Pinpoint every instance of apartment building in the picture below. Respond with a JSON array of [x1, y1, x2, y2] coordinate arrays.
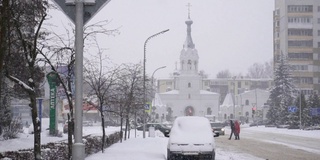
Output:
[[274, 0, 320, 95]]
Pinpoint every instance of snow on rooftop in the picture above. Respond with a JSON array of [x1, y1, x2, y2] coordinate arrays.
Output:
[[200, 90, 219, 94], [221, 93, 234, 107], [161, 90, 179, 94]]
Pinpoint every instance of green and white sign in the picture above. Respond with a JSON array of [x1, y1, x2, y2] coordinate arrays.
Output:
[[46, 72, 59, 135]]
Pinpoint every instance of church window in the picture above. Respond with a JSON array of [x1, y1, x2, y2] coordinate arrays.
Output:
[[188, 60, 192, 70], [207, 108, 212, 115], [188, 82, 191, 88], [181, 60, 184, 70]]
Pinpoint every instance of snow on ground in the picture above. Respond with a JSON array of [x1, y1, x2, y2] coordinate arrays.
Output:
[[1, 119, 320, 160], [241, 124, 320, 139], [0, 118, 119, 152], [86, 129, 264, 160]]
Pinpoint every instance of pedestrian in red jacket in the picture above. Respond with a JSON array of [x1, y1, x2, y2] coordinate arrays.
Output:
[[234, 120, 240, 140]]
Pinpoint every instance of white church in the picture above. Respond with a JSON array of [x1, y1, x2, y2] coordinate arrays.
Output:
[[153, 15, 220, 122]]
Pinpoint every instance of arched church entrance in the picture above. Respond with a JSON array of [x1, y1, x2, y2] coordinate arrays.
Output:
[[184, 106, 194, 116]]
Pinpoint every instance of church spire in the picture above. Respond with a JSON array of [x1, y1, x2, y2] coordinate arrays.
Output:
[[183, 3, 195, 49]]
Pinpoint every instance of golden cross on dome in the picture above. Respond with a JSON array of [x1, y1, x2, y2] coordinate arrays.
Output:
[[186, 3, 192, 18]]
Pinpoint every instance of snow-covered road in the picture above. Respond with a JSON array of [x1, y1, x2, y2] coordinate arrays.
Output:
[[219, 125, 320, 160]]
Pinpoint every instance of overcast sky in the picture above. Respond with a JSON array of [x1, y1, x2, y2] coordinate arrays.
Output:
[[49, 0, 274, 79]]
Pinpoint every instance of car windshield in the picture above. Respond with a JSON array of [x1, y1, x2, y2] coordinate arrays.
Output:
[[211, 122, 224, 127]]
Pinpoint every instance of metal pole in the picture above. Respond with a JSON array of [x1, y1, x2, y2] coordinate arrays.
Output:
[[150, 66, 166, 122], [72, 0, 85, 159], [143, 29, 169, 138]]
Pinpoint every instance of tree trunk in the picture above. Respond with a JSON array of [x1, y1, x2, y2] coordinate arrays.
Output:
[[120, 113, 123, 142], [67, 114, 73, 160], [100, 108, 106, 153], [30, 95, 41, 159]]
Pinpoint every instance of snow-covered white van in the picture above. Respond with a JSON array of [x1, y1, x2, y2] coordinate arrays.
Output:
[[167, 116, 218, 160]]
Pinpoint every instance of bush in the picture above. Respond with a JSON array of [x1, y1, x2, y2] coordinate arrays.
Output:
[[1, 118, 23, 140], [0, 131, 121, 159]]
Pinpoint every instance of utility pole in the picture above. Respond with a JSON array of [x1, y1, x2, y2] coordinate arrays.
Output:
[[52, 0, 111, 159], [143, 29, 169, 138]]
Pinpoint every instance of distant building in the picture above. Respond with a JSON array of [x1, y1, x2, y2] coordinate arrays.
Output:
[[274, 0, 320, 95], [220, 89, 270, 122], [158, 77, 273, 106]]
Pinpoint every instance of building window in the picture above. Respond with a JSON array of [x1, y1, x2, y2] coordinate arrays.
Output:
[[292, 65, 308, 71], [318, 6, 320, 12], [318, 30, 320, 36], [288, 17, 312, 24], [288, 5, 312, 13], [275, 9, 280, 15], [245, 100, 249, 105], [288, 40, 313, 47], [188, 60, 192, 70], [238, 82, 241, 88], [188, 82, 191, 88], [188, 94, 191, 99], [295, 77, 313, 84], [318, 42, 320, 48], [288, 29, 312, 36], [318, 18, 320, 24], [288, 53, 313, 60]]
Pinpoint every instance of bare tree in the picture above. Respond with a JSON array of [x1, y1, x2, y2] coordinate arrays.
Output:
[[36, 12, 119, 157], [246, 60, 273, 79], [247, 63, 265, 79], [264, 59, 273, 78], [4, 1, 48, 159], [216, 69, 231, 79], [115, 63, 145, 141], [84, 44, 119, 152]]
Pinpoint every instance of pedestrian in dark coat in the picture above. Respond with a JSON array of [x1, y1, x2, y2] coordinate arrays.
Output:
[[228, 120, 235, 140], [234, 120, 240, 140]]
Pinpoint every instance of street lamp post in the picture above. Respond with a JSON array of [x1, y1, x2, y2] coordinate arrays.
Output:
[[151, 66, 166, 91], [151, 66, 166, 122], [143, 29, 169, 138]]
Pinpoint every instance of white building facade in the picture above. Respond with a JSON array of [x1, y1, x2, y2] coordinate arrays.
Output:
[[219, 89, 270, 122]]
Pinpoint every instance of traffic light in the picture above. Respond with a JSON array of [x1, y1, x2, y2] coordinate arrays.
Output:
[[252, 107, 256, 114]]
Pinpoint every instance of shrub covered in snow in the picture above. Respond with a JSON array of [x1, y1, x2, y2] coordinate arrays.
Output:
[[0, 132, 121, 159], [1, 118, 23, 140]]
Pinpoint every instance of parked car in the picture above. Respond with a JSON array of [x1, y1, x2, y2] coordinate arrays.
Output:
[[249, 120, 268, 127], [137, 123, 171, 137], [167, 116, 219, 160], [210, 122, 225, 135], [83, 120, 93, 126]]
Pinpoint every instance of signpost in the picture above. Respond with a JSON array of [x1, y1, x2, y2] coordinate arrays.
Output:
[[53, 0, 111, 25], [288, 106, 297, 113], [46, 72, 59, 135], [52, 1, 111, 159], [310, 108, 320, 116]]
